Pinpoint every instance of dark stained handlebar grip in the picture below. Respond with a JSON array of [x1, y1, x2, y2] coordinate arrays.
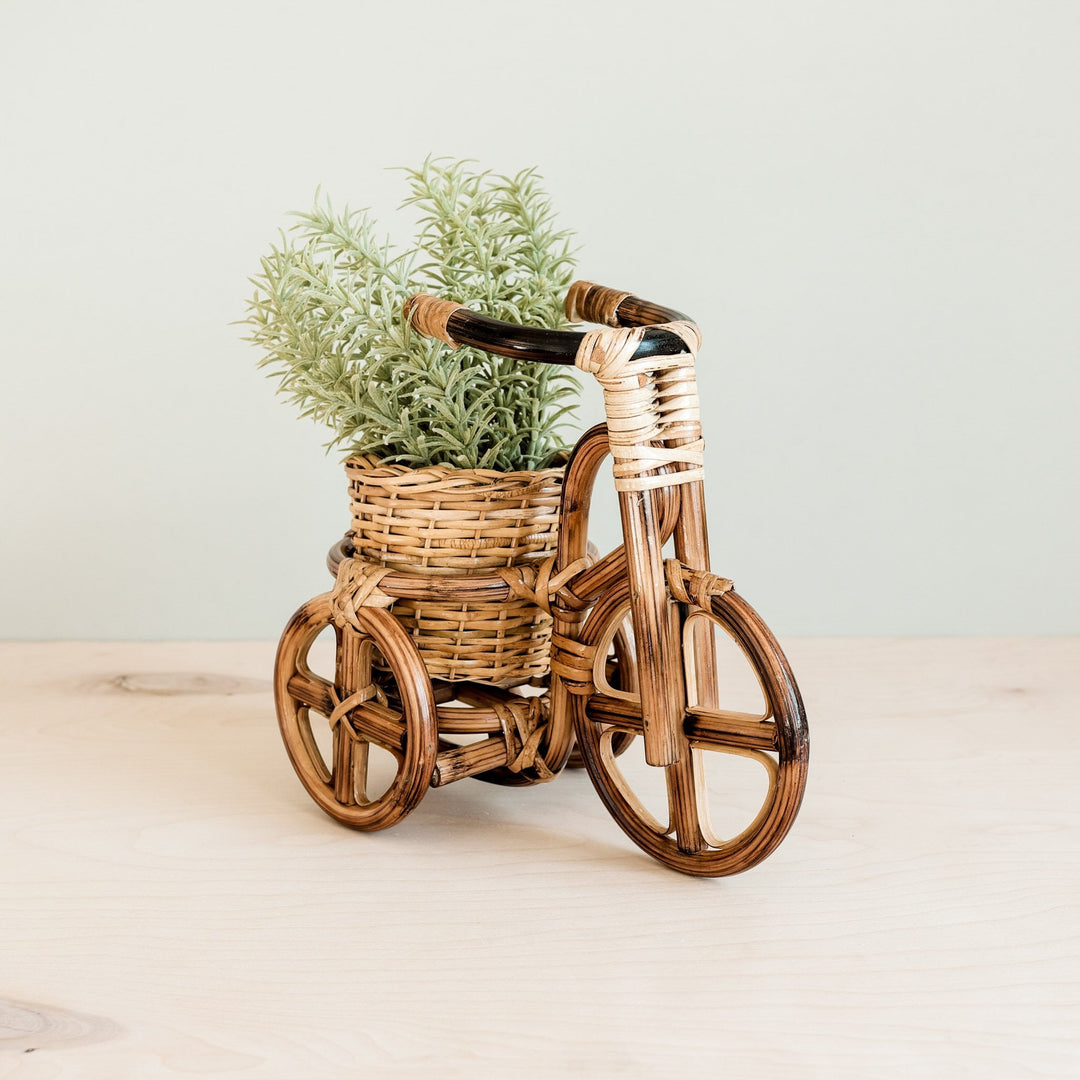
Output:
[[402, 286, 691, 364]]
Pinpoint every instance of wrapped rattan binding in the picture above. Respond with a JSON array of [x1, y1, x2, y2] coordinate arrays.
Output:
[[344, 457, 564, 686]]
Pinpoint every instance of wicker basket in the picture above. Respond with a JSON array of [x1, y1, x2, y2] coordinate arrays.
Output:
[[344, 456, 564, 686]]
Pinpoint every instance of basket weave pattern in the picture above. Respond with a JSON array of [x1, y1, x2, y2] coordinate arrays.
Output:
[[344, 457, 564, 685]]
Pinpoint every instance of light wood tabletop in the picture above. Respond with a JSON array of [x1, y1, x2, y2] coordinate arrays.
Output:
[[1, 638, 1077, 1078]]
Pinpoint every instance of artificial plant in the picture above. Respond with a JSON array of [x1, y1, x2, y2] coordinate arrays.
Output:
[[243, 158, 580, 472]]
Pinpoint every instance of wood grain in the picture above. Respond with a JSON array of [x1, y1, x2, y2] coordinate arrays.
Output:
[[1, 638, 1077, 1077]]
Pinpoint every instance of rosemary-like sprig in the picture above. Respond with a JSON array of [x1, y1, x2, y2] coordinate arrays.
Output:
[[242, 158, 580, 471]]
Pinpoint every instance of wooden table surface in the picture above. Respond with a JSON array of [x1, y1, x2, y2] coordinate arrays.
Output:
[[1, 638, 1077, 1078]]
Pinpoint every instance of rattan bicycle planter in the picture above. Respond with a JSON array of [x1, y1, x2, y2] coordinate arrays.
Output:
[[274, 281, 809, 876]]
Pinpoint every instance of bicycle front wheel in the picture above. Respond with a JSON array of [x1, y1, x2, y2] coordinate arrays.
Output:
[[572, 576, 809, 876]]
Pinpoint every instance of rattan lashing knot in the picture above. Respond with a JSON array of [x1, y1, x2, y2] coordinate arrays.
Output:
[[494, 554, 590, 617], [565, 280, 632, 326], [327, 684, 380, 734], [574, 321, 705, 494], [573, 320, 701, 383], [494, 695, 554, 781], [549, 633, 598, 696], [403, 294, 464, 348], [330, 556, 395, 630], [665, 560, 734, 609]]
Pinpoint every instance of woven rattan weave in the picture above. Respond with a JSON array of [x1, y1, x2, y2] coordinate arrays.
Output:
[[341, 458, 563, 686]]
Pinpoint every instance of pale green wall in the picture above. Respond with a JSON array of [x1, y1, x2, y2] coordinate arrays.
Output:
[[2, 0, 1077, 638]]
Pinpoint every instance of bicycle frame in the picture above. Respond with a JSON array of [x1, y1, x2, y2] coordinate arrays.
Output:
[[276, 281, 808, 876], [406, 282, 717, 768]]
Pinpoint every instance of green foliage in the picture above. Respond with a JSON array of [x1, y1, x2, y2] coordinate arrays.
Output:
[[242, 159, 580, 471]]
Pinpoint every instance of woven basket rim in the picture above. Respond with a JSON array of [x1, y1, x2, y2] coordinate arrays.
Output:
[[344, 455, 564, 488]]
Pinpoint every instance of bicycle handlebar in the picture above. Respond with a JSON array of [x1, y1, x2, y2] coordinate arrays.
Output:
[[403, 281, 692, 365]]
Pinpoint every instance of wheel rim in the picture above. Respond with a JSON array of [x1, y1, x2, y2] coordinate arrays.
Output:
[[274, 595, 438, 830], [573, 580, 809, 876]]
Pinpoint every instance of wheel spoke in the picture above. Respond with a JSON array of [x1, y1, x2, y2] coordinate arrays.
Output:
[[347, 700, 407, 753], [686, 707, 778, 752], [351, 738, 370, 804], [331, 721, 360, 806], [585, 694, 644, 734], [586, 695, 778, 753], [665, 749, 710, 854], [288, 672, 336, 715]]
